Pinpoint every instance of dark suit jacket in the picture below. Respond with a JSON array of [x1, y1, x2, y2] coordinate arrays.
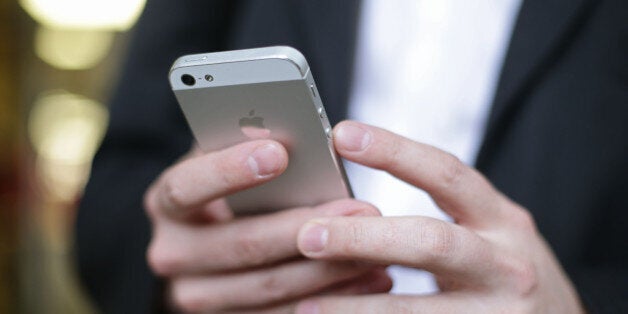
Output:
[[76, 0, 628, 313]]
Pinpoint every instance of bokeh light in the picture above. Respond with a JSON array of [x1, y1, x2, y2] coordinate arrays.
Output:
[[19, 0, 146, 31], [34, 26, 114, 70], [28, 91, 109, 201], [1, 1, 145, 312]]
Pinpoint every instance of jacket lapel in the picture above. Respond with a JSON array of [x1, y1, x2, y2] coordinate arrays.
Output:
[[475, 0, 597, 169]]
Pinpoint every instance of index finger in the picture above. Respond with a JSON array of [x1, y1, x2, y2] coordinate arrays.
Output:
[[145, 140, 288, 220], [297, 216, 496, 286], [333, 120, 510, 227], [148, 199, 381, 276]]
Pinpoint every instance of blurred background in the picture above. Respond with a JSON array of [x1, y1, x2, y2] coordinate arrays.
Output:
[[1, 0, 146, 312]]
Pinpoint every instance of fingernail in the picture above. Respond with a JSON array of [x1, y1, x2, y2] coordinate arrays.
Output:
[[335, 123, 371, 152], [247, 144, 283, 178], [300, 223, 328, 253], [296, 300, 319, 314]]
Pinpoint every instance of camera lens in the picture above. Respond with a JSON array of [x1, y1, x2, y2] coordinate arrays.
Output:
[[181, 74, 195, 86]]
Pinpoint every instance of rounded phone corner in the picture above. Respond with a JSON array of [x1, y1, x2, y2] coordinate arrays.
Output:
[[267, 46, 309, 77]]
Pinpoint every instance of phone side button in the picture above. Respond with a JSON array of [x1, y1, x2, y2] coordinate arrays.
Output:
[[325, 127, 332, 139]]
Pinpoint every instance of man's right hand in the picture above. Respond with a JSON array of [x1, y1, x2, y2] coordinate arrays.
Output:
[[143, 140, 391, 313]]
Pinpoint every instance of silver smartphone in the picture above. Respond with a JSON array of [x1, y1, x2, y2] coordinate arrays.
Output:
[[169, 46, 352, 214]]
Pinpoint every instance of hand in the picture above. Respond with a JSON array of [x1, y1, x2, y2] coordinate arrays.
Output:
[[295, 121, 584, 313], [143, 140, 392, 313]]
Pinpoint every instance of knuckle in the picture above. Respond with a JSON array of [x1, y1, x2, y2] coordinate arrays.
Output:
[[510, 206, 537, 233], [162, 175, 189, 211], [258, 273, 290, 302], [147, 241, 184, 276], [419, 220, 457, 259], [170, 281, 209, 313], [355, 201, 382, 217], [344, 199, 382, 217], [342, 220, 370, 254], [439, 153, 466, 189], [143, 188, 159, 219], [504, 257, 539, 297], [212, 159, 240, 187], [232, 231, 268, 266]]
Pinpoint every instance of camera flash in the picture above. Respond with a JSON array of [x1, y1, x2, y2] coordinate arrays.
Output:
[[205, 74, 214, 82]]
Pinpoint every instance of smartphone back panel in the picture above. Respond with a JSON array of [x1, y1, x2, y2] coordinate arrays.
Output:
[[170, 47, 351, 213]]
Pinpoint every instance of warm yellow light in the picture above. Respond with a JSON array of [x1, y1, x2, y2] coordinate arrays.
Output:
[[19, 0, 146, 31], [28, 91, 109, 164], [35, 26, 114, 70], [36, 156, 93, 202], [28, 91, 109, 201]]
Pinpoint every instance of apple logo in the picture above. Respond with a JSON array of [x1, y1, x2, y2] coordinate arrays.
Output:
[[239, 110, 271, 139]]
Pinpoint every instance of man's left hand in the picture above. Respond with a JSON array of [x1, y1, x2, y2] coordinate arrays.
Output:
[[295, 121, 584, 314]]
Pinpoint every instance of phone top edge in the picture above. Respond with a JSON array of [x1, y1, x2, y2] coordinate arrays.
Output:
[[170, 46, 309, 76], [169, 47, 310, 90]]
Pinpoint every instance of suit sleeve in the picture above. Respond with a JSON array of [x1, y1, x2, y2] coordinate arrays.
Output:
[[74, 1, 241, 312]]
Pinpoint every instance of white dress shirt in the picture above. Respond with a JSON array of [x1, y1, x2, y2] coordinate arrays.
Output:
[[346, 0, 522, 294]]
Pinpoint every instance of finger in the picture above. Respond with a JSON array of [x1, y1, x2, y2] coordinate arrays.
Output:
[[295, 293, 490, 314], [319, 267, 393, 296], [220, 304, 295, 314], [172, 266, 391, 314], [148, 199, 381, 276], [200, 198, 234, 223], [177, 198, 235, 224], [174, 300, 298, 314], [298, 216, 496, 285], [333, 120, 510, 227], [170, 260, 375, 313], [145, 140, 288, 220]]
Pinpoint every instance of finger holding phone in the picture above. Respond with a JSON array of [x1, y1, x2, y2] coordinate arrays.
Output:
[[143, 144, 390, 312], [295, 121, 584, 314], [143, 48, 392, 313]]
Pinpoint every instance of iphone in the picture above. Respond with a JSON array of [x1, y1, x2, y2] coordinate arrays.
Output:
[[169, 46, 352, 214]]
